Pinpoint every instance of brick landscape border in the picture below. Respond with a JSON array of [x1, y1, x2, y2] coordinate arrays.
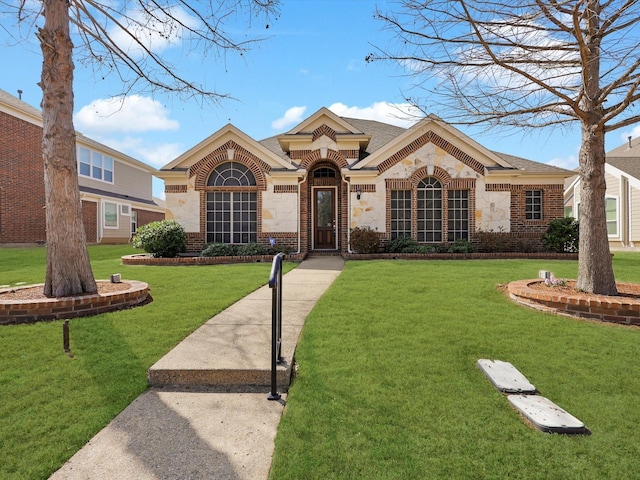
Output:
[[508, 279, 640, 326], [0, 280, 149, 325], [121, 253, 306, 266]]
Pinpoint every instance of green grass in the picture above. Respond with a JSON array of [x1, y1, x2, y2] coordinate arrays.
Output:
[[271, 257, 640, 479], [0, 245, 293, 480]]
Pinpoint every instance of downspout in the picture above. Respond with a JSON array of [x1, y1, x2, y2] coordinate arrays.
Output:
[[294, 172, 306, 254], [344, 173, 354, 253]]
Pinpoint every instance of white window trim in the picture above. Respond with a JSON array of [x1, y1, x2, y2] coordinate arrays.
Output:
[[606, 195, 620, 238], [103, 201, 119, 229], [78, 146, 115, 184], [120, 204, 131, 216]]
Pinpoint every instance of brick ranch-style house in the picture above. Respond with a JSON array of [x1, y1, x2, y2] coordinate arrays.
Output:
[[158, 107, 572, 254], [0, 88, 165, 245]]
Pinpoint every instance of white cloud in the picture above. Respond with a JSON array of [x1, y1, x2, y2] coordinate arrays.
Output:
[[547, 153, 578, 171], [328, 102, 422, 128], [271, 106, 307, 130], [108, 5, 199, 57], [619, 125, 640, 146], [98, 136, 182, 168], [74, 95, 180, 135]]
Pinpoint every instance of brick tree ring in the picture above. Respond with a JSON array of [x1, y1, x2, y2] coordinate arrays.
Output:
[[507, 279, 640, 327], [0, 280, 149, 325]]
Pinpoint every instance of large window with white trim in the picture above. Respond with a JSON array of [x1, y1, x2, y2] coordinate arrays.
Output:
[[417, 177, 443, 242], [606, 196, 618, 236], [104, 202, 118, 228], [78, 146, 114, 183], [205, 162, 257, 244]]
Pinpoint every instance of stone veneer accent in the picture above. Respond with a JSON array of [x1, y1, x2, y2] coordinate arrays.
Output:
[[508, 279, 640, 326], [0, 280, 149, 325], [377, 131, 486, 175]]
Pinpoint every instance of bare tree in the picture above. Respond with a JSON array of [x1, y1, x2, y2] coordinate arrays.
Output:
[[3, 0, 278, 297], [369, 0, 640, 295]]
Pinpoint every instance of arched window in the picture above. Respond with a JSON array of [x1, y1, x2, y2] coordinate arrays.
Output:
[[417, 177, 442, 242], [207, 161, 256, 187], [313, 167, 336, 178], [206, 162, 257, 244]]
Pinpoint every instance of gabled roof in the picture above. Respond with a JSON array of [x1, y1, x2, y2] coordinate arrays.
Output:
[[276, 107, 372, 153], [350, 114, 514, 171], [160, 123, 297, 172], [284, 107, 364, 135]]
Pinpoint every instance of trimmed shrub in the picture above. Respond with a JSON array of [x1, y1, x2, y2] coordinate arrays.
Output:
[[385, 235, 420, 253], [269, 244, 293, 255], [350, 227, 380, 254], [132, 219, 187, 258], [447, 239, 477, 254], [200, 243, 239, 257], [542, 217, 579, 253], [237, 242, 268, 256]]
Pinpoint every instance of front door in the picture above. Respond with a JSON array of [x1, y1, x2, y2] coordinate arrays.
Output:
[[314, 188, 336, 249]]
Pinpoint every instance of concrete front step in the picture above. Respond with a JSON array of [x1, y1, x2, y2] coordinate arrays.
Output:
[[147, 366, 292, 391], [147, 256, 345, 392]]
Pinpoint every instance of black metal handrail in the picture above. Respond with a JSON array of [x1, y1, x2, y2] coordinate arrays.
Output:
[[268, 252, 285, 400]]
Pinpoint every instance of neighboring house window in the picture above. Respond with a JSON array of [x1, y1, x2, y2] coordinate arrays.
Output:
[[565, 206, 573, 218], [206, 162, 257, 244], [417, 177, 443, 242], [78, 146, 114, 183], [448, 190, 469, 241], [606, 196, 618, 236], [391, 190, 412, 240], [131, 211, 138, 234], [104, 202, 118, 228], [525, 190, 543, 220], [120, 204, 130, 216]]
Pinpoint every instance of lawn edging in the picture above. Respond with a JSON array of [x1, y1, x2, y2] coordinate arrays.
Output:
[[0, 280, 149, 325], [122, 252, 306, 266], [508, 279, 640, 326]]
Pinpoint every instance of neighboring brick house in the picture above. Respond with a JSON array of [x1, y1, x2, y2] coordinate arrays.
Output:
[[565, 136, 640, 248], [158, 107, 572, 254], [0, 88, 165, 245]]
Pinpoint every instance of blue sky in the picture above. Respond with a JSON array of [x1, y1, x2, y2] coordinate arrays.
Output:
[[2, 0, 639, 199]]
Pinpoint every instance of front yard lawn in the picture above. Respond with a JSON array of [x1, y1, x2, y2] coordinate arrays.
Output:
[[0, 245, 292, 480], [271, 255, 640, 479]]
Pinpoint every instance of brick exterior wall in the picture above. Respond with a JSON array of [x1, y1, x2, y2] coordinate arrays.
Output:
[[0, 111, 47, 243], [1, 110, 163, 245], [82, 201, 98, 243], [134, 208, 165, 230]]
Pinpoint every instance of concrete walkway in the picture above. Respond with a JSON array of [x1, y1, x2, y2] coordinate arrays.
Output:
[[49, 256, 345, 480]]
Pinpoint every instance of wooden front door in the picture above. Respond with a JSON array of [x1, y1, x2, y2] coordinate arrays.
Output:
[[314, 188, 336, 249]]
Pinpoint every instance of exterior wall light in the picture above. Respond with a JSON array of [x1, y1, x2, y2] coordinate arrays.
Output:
[[356, 187, 362, 200]]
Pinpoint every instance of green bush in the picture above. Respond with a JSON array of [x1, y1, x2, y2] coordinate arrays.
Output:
[[385, 236, 420, 253], [350, 227, 380, 254], [132, 219, 187, 258], [542, 217, 579, 253], [237, 243, 268, 256], [269, 244, 293, 255], [447, 239, 477, 254], [200, 243, 238, 257]]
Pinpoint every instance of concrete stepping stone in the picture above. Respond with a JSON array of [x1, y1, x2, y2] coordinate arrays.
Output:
[[477, 359, 537, 394], [507, 394, 590, 435]]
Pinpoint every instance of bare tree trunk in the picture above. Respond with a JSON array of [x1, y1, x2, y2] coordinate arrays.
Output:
[[576, 122, 617, 295], [39, 0, 97, 298]]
